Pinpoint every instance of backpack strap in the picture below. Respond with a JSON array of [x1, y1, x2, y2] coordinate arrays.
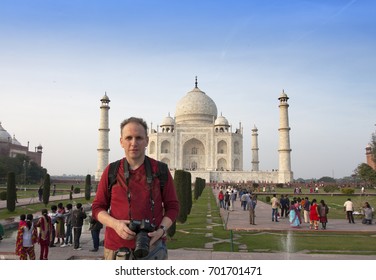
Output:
[[156, 160, 168, 194], [107, 159, 121, 206], [107, 157, 169, 206]]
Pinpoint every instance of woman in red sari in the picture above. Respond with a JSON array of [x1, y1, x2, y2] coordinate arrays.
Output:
[[309, 199, 320, 230], [35, 209, 53, 260]]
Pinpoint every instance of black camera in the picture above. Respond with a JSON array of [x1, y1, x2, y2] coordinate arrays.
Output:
[[128, 219, 156, 258]]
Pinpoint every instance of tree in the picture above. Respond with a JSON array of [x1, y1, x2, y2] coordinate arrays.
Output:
[[0, 154, 45, 184], [85, 174, 91, 200], [355, 163, 376, 185], [174, 170, 190, 223], [42, 173, 51, 206], [318, 176, 336, 183], [6, 172, 16, 212], [371, 133, 376, 164], [194, 177, 206, 200], [184, 171, 192, 215]]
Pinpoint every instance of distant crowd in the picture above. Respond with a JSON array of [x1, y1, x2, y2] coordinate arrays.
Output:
[[13, 201, 102, 260]]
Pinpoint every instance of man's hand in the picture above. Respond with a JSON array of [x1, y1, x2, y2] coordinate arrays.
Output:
[[113, 219, 136, 240], [148, 228, 165, 246]]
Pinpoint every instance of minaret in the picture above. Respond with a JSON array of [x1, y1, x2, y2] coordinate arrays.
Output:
[[95, 93, 111, 181], [251, 125, 259, 171], [278, 90, 293, 183]]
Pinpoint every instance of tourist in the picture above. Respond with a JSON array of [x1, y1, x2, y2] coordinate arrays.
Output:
[[303, 197, 311, 223], [224, 191, 230, 210], [218, 190, 224, 208], [249, 194, 257, 225], [49, 205, 58, 247], [343, 198, 355, 224], [89, 215, 103, 252], [15, 214, 38, 260], [318, 200, 329, 229], [71, 203, 87, 250], [271, 194, 280, 222], [362, 202, 373, 225], [230, 190, 236, 211], [55, 202, 66, 245], [91, 117, 179, 260], [35, 208, 53, 260], [38, 185, 43, 202], [60, 203, 73, 247], [241, 191, 249, 210], [309, 199, 320, 230], [289, 200, 301, 228]]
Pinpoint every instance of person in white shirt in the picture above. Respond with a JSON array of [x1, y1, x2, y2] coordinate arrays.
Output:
[[343, 198, 355, 224]]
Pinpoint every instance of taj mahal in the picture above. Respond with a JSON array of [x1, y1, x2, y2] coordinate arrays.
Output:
[[95, 78, 293, 184]]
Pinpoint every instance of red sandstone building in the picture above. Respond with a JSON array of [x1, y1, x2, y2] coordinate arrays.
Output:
[[366, 144, 376, 171], [0, 122, 42, 166]]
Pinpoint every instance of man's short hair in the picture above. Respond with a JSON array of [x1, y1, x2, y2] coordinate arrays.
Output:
[[120, 117, 148, 136]]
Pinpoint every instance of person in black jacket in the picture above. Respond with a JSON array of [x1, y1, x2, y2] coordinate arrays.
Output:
[[89, 215, 103, 252], [71, 203, 87, 250]]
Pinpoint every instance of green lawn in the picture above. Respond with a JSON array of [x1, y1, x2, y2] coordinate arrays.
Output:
[[167, 187, 376, 255]]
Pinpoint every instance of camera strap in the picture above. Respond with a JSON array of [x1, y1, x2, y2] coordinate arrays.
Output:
[[123, 157, 156, 225]]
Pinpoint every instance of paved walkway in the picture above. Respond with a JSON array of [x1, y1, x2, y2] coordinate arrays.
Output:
[[1, 190, 376, 260]]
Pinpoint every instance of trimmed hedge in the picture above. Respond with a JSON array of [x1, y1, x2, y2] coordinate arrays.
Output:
[[174, 170, 192, 224], [85, 174, 91, 200], [7, 172, 16, 212], [42, 173, 51, 206]]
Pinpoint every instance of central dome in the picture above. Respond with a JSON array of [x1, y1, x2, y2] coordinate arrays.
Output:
[[175, 85, 218, 124]]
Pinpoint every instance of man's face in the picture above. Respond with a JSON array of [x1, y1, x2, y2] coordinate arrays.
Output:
[[120, 122, 149, 162]]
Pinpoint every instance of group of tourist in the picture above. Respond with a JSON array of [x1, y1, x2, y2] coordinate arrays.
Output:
[[13, 202, 102, 260], [270, 195, 335, 229], [217, 187, 375, 231], [271, 195, 374, 229], [217, 187, 258, 225]]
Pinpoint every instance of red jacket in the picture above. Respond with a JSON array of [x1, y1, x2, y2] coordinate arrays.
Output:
[[92, 157, 179, 251], [218, 191, 224, 201]]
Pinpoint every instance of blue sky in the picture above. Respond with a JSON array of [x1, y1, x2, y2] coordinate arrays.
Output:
[[1, 0, 375, 179]]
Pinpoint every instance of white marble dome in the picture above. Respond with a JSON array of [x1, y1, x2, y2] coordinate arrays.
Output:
[[0, 122, 12, 142], [175, 85, 218, 124], [161, 114, 175, 126], [214, 114, 229, 126]]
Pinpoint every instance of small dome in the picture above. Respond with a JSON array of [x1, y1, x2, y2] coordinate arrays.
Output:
[[0, 122, 12, 142], [175, 83, 217, 124], [101, 93, 110, 102], [214, 114, 229, 126], [161, 114, 175, 126], [279, 90, 289, 100]]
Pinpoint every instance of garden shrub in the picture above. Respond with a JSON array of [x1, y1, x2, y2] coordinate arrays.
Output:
[[323, 185, 338, 193], [341, 188, 355, 195], [0, 191, 7, 200]]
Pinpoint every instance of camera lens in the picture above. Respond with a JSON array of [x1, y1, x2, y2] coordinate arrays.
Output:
[[133, 231, 150, 258]]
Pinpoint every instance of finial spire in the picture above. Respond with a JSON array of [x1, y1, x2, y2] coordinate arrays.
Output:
[[195, 76, 198, 88]]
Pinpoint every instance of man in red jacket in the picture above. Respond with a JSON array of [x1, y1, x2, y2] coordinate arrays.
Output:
[[92, 117, 179, 260]]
